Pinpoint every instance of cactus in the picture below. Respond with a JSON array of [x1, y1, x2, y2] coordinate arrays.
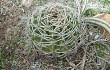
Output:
[[28, 3, 80, 54]]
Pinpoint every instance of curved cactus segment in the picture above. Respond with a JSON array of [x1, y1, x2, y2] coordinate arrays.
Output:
[[83, 17, 110, 33]]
